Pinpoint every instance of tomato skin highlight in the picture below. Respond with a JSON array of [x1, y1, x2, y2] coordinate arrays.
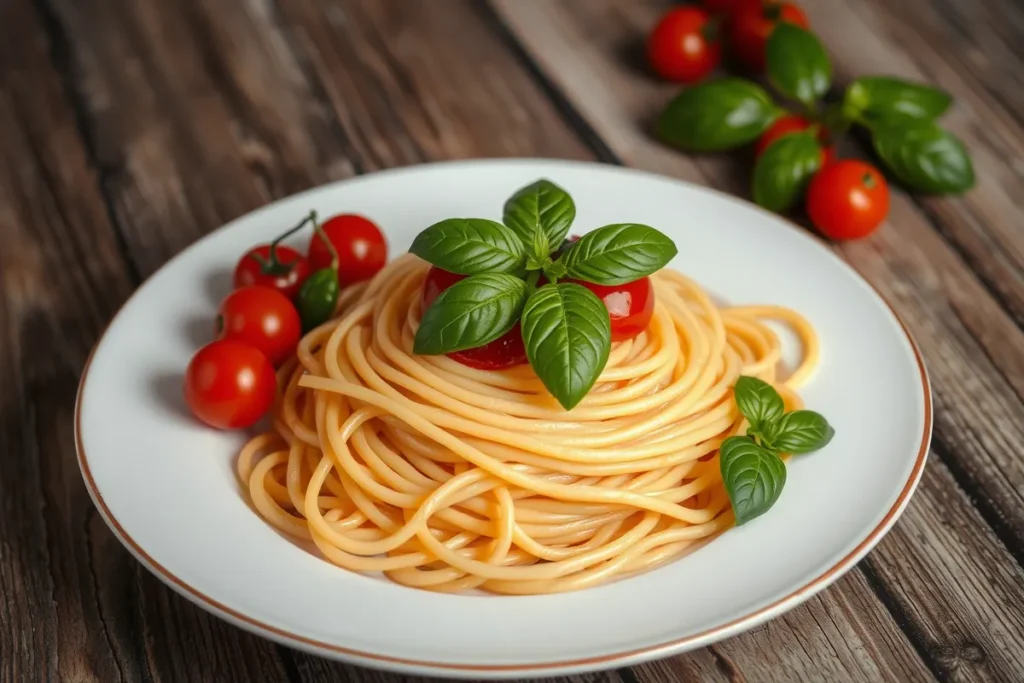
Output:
[[234, 245, 311, 300], [566, 277, 656, 343], [308, 214, 387, 287], [420, 266, 528, 371], [754, 114, 834, 165], [647, 7, 722, 83], [183, 340, 277, 430], [806, 160, 890, 241], [216, 285, 301, 366], [728, 0, 810, 71]]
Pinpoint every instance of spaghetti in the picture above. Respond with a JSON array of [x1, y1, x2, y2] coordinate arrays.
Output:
[[237, 254, 819, 594]]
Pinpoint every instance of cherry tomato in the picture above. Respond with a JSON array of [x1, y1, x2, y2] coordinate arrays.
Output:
[[420, 266, 527, 371], [566, 277, 656, 343], [647, 7, 721, 83], [216, 286, 302, 366], [183, 340, 277, 429], [308, 214, 388, 287], [234, 244, 310, 300], [806, 160, 890, 241], [728, 0, 810, 71], [754, 114, 834, 165]]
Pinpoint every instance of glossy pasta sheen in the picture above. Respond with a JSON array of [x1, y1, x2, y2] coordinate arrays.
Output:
[[237, 255, 819, 594]]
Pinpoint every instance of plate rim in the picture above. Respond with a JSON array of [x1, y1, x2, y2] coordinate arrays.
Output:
[[73, 158, 933, 677]]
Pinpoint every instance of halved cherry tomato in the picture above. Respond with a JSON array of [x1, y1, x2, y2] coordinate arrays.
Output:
[[728, 0, 809, 71], [647, 7, 722, 83], [183, 339, 277, 429], [806, 160, 889, 241], [308, 214, 388, 287], [420, 266, 528, 371], [234, 244, 310, 300], [754, 114, 835, 165], [217, 286, 301, 366], [566, 277, 656, 343]]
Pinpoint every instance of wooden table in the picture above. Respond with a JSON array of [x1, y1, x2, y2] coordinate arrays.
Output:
[[2, 0, 1023, 681]]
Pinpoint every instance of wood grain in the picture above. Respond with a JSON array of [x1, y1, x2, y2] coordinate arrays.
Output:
[[490, 1, 1024, 681]]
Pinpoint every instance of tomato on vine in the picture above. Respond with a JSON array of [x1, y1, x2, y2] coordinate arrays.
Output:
[[216, 286, 301, 366], [806, 160, 889, 241], [728, 0, 809, 71], [647, 7, 722, 84], [183, 339, 277, 430], [234, 244, 310, 300], [308, 214, 388, 287]]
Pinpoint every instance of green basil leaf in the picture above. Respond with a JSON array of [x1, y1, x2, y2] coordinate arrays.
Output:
[[297, 268, 341, 333], [413, 274, 529, 355], [771, 410, 835, 454], [658, 78, 780, 152], [733, 376, 785, 431], [872, 122, 975, 193], [845, 76, 952, 125], [766, 24, 831, 106], [521, 283, 611, 410], [751, 132, 823, 213], [503, 179, 576, 255], [561, 224, 678, 285], [409, 218, 525, 275], [719, 436, 787, 526]]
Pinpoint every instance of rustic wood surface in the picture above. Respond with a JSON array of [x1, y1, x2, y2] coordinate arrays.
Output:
[[2, 0, 1022, 681]]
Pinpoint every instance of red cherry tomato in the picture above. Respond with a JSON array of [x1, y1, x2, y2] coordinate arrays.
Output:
[[216, 286, 302, 366], [308, 214, 388, 287], [647, 7, 722, 83], [183, 340, 277, 429], [421, 266, 528, 371], [234, 245, 310, 300], [806, 160, 890, 241], [754, 114, 834, 165], [566, 277, 656, 343], [728, 0, 809, 71]]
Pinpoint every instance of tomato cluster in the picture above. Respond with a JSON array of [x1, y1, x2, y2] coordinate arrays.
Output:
[[421, 235, 656, 371], [184, 213, 387, 430]]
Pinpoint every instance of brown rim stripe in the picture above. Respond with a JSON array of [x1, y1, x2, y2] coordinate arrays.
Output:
[[74, 275, 932, 676]]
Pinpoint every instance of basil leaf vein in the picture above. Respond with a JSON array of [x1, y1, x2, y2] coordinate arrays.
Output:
[[503, 179, 576, 255], [719, 436, 787, 525], [413, 274, 529, 355], [771, 410, 835, 454], [521, 283, 611, 410], [562, 223, 678, 285], [733, 376, 785, 431], [410, 218, 526, 275]]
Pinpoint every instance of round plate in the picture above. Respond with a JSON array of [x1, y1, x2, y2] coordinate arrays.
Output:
[[76, 159, 931, 679]]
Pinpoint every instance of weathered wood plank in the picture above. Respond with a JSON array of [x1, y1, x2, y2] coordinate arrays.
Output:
[[490, 0, 1024, 681]]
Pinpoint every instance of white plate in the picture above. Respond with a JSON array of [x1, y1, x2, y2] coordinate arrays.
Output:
[[76, 159, 931, 679]]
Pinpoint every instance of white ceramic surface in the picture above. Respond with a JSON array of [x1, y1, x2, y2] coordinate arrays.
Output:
[[75, 159, 931, 679]]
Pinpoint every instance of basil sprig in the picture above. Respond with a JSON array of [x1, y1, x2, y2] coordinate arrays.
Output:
[[721, 376, 834, 525], [411, 179, 677, 410]]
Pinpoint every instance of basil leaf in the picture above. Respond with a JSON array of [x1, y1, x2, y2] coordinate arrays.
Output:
[[561, 224, 678, 285], [771, 410, 835, 454], [503, 179, 576, 256], [766, 24, 831, 106], [413, 274, 529, 355], [872, 122, 975, 194], [410, 218, 526, 275], [845, 76, 952, 125], [733, 376, 785, 431], [719, 436, 787, 526], [751, 132, 823, 213], [658, 78, 780, 152], [521, 283, 611, 410]]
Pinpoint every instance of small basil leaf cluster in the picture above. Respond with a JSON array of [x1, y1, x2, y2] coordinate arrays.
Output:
[[409, 179, 678, 411], [720, 376, 834, 526], [658, 23, 973, 211]]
